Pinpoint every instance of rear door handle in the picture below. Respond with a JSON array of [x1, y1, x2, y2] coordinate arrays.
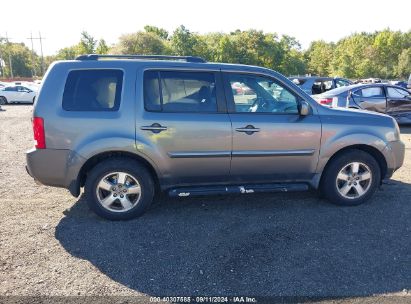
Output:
[[235, 125, 260, 135], [140, 123, 167, 133]]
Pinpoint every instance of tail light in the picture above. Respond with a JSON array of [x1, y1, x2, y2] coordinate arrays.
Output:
[[32, 117, 46, 149], [318, 98, 333, 105]]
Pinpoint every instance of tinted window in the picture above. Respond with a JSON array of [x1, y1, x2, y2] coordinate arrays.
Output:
[[290, 78, 307, 86], [63, 69, 123, 111], [17, 86, 30, 92], [387, 87, 410, 98], [227, 74, 298, 114], [4, 86, 17, 91], [144, 71, 217, 113], [312, 79, 333, 94]]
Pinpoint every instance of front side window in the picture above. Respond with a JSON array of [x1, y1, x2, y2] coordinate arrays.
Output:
[[227, 74, 298, 114], [63, 69, 123, 111], [387, 87, 410, 98], [144, 71, 217, 113]]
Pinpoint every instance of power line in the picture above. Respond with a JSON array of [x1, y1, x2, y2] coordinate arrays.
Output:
[[28, 32, 45, 75], [27, 33, 37, 77]]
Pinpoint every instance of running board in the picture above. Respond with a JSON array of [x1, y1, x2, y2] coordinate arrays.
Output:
[[168, 183, 309, 197]]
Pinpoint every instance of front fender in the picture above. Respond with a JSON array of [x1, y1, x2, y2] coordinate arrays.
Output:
[[316, 132, 388, 173]]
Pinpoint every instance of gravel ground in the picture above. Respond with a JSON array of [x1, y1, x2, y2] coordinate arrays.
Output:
[[0, 105, 410, 303]]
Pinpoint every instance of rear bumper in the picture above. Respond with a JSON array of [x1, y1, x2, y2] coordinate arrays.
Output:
[[26, 148, 85, 197], [382, 140, 405, 178]]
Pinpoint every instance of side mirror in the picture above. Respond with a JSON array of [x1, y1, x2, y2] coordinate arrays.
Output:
[[299, 101, 310, 116]]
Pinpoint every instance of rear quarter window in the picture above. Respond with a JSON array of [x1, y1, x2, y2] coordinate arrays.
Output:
[[62, 69, 123, 111]]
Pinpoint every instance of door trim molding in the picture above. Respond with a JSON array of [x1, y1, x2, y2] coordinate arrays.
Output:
[[232, 149, 315, 157], [168, 151, 231, 158]]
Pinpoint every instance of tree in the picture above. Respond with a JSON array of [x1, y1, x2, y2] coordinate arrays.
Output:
[[78, 31, 97, 54], [112, 32, 168, 55], [305, 41, 334, 76], [144, 25, 169, 40], [397, 48, 411, 79], [170, 25, 199, 56], [372, 30, 406, 78], [96, 39, 109, 54], [56, 45, 78, 60], [0, 42, 37, 77]]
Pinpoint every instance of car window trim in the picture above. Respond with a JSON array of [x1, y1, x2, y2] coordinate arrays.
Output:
[[353, 85, 386, 100], [142, 69, 226, 114], [221, 71, 302, 115], [386, 86, 410, 99], [62, 68, 125, 112]]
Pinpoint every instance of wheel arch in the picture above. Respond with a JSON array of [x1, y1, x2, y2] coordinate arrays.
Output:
[[76, 151, 161, 196], [319, 144, 387, 188]]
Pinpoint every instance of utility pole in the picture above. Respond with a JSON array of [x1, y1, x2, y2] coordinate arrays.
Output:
[[29, 32, 45, 75], [38, 32, 45, 75], [27, 33, 36, 77], [0, 39, 4, 77]]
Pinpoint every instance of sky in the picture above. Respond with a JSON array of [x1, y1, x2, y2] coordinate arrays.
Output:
[[1, 0, 410, 56]]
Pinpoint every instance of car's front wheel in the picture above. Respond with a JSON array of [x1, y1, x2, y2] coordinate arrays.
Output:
[[321, 149, 381, 206], [85, 158, 155, 220]]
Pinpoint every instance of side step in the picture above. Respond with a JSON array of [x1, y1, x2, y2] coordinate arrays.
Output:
[[168, 183, 309, 197]]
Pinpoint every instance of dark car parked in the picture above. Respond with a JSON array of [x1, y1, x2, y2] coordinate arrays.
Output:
[[289, 76, 352, 95], [313, 83, 411, 124]]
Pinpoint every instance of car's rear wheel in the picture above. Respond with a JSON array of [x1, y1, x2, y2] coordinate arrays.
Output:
[[85, 158, 155, 220], [0, 96, 8, 105], [321, 149, 380, 206]]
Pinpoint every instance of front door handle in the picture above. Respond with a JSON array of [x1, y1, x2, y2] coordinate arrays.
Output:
[[140, 123, 167, 133], [235, 125, 260, 135]]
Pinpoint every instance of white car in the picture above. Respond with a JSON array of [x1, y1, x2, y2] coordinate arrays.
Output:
[[0, 85, 37, 104]]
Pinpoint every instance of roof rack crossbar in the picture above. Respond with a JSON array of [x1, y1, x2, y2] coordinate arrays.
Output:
[[76, 54, 206, 63]]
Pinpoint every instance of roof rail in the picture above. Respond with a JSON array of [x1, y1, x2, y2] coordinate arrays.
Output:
[[75, 54, 206, 63]]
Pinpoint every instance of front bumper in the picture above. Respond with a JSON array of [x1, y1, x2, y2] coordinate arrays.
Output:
[[382, 140, 405, 178]]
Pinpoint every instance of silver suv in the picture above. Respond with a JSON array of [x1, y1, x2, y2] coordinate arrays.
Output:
[[26, 55, 405, 220]]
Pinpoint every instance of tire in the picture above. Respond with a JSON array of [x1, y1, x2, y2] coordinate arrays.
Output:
[[0, 96, 8, 105], [320, 149, 380, 206], [84, 158, 155, 220]]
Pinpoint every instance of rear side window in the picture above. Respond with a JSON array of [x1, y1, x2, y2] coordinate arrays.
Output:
[[356, 87, 384, 98], [63, 69, 123, 111], [144, 70, 217, 113]]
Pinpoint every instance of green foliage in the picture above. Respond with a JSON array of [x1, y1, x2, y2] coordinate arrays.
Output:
[[112, 32, 168, 55], [397, 48, 411, 78], [144, 25, 169, 40], [96, 39, 109, 54], [78, 31, 97, 54], [305, 40, 334, 76], [2, 27, 411, 79], [56, 45, 78, 60], [0, 42, 38, 77]]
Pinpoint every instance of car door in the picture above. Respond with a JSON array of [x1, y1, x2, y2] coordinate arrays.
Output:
[[351, 86, 386, 113], [222, 71, 321, 182], [136, 69, 232, 186], [3, 86, 18, 101], [15, 86, 29, 102], [16, 86, 33, 102], [385, 86, 411, 118]]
